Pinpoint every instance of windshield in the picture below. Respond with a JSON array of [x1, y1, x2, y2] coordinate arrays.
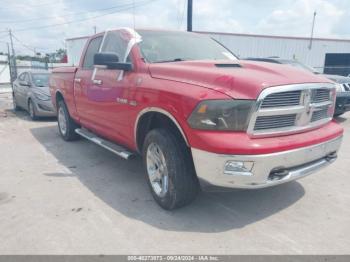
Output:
[[32, 73, 49, 87], [138, 31, 238, 63]]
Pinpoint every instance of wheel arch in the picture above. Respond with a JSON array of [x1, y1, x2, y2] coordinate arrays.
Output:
[[134, 107, 189, 153]]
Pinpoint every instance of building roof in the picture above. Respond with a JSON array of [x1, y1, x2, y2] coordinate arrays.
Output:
[[195, 31, 350, 43]]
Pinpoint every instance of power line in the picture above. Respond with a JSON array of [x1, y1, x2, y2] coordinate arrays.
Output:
[[178, 0, 187, 29], [0, 0, 156, 33], [11, 33, 36, 52], [0, 0, 77, 12], [0, 1, 138, 24]]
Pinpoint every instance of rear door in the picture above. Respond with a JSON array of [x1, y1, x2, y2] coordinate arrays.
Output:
[[74, 35, 103, 131]]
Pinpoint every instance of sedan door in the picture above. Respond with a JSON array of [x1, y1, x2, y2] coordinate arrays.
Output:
[[14, 72, 29, 108]]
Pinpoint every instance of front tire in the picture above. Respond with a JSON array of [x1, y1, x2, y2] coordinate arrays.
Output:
[[13, 94, 20, 111], [57, 100, 79, 141], [28, 99, 38, 120], [143, 128, 199, 210]]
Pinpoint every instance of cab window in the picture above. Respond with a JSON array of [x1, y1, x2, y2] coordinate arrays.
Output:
[[82, 36, 103, 69], [101, 31, 130, 62]]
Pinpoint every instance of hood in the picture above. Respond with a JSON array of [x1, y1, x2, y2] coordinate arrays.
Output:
[[149, 60, 332, 99], [32, 86, 51, 96], [322, 74, 350, 84]]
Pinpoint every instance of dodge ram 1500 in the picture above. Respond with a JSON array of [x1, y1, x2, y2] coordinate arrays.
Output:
[[50, 28, 343, 209]]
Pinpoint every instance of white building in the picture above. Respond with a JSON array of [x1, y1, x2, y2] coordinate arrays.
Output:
[[0, 55, 10, 84], [65, 31, 350, 75], [201, 31, 350, 75], [66, 36, 89, 66]]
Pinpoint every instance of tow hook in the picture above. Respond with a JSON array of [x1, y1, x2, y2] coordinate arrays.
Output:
[[326, 152, 337, 162]]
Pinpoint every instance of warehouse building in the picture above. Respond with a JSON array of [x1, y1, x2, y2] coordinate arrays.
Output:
[[66, 31, 350, 76], [201, 31, 350, 76]]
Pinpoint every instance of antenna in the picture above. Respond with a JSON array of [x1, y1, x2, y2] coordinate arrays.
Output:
[[308, 11, 317, 50]]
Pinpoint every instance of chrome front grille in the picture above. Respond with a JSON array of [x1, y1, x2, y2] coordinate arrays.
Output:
[[261, 91, 301, 108], [254, 114, 296, 130], [342, 83, 350, 91], [311, 89, 330, 103], [248, 83, 336, 137], [311, 107, 329, 122]]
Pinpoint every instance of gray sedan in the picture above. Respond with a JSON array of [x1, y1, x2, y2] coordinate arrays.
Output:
[[12, 71, 56, 120]]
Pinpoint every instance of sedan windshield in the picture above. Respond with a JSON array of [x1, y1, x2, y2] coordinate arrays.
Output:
[[32, 73, 49, 87], [138, 30, 238, 63], [281, 60, 317, 74]]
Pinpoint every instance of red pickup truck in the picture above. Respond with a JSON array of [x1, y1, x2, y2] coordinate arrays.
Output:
[[50, 28, 343, 209]]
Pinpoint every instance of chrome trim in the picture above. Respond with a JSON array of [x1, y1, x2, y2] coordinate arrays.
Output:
[[191, 136, 342, 189], [134, 107, 189, 152], [93, 79, 102, 85], [247, 83, 336, 138]]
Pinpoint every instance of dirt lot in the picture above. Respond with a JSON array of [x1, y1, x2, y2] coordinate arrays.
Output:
[[0, 90, 349, 255]]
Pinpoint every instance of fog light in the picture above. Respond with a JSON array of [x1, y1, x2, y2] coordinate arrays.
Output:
[[224, 161, 254, 175]]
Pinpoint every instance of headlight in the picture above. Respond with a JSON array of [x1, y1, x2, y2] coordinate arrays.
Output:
[[187, 99, 255, 131], [34, 92, 50, 101], [335, 83, 344, 92]]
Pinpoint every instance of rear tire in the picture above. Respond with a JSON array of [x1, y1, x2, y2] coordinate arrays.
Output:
[[142, 128, 199, 210], [28, 99, 38, 120], [57, 100, 80, 141], [13, 94, 20, 111]]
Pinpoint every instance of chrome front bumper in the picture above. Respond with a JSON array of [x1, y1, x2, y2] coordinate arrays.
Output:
[[191, 136, 342, 190], [33, 99, 56, 117]]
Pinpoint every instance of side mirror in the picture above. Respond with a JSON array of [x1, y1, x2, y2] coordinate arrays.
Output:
[[20, 80, 31, 87], [94, 52, 133, 71]]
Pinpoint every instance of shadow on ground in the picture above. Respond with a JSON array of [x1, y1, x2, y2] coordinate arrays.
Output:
[[6, 108, 57, 122], [31, 125, 305, 233]]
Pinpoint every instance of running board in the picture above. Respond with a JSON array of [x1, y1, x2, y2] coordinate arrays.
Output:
[[75, 128, 134, 160]]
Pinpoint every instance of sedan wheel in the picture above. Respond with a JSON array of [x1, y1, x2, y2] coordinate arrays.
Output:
[[28, 100, 37, 120], [13, 95, 19, 111]]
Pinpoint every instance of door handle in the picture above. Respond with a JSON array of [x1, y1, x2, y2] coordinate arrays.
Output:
[[93, 79, 103, 85], [74, 78, 81, 83]]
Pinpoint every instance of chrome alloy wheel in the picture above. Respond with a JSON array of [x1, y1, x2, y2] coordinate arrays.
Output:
[[146, 142, 169, 197], [58, 106, 67, 135]]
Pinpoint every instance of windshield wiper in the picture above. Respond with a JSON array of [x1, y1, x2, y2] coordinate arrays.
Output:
[[154, 58, 187, 63]]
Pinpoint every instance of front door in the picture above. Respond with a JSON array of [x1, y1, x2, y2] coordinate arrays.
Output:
[[88, 30, 137, 142]]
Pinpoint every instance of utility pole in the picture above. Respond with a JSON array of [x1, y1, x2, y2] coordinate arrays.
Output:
[[8, 29, 17, 80], [308, 11, 317, 50], [187, 0, 193, 32], [93, 26, 97, 34], [7, 43, 14, 90]]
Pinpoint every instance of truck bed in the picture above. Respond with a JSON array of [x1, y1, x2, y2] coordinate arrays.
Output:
[[49, 66, 78, 120]]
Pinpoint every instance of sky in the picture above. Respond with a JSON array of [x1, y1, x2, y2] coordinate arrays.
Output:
[[0, 0, 349, 55]]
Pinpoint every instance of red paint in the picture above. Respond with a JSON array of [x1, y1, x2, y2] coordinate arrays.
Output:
[[188, 121, 343, 155], [50, 29, 343, 155]]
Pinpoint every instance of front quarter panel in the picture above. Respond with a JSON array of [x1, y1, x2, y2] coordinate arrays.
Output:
[[126, 72, 231, 150]]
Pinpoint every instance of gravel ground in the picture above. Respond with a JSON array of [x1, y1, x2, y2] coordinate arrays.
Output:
[[0, 91, 349, 255]]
